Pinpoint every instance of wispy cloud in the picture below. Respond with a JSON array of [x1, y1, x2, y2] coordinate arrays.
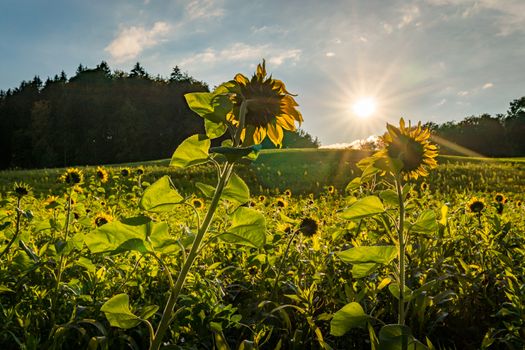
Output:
[[482, 82, 494, 89], [179, 43, 301, 68], [186, 0, 224, 20], [427, 0, 525, 35], [105, 22, 170, 63]]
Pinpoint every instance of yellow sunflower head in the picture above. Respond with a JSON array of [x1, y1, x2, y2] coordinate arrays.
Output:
[[327, 185, 335, 194], [258, 195, 266, 202], [276, 198, 288, 208], [284, 189, 292, 197], [94, 213, 114, 227], [494, 193, 505, 203], [192, 198, 204, 209], [230, 60, 303, 147], [60, 168, 84, 185], [120, 168, 131, 177], [467, 197, 485, 213], [377, 118, 438, 180], [136, 166, 145, 176], [96, 166, 109, 183]]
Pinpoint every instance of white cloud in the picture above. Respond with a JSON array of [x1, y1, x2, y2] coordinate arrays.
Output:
[[320, 136, 380, 150], [179, 43, 301, 68], [325, 52, 335, 57], [383, 23, 393, 34], [398, 5, 421, 28], [482, 82, 494, 89], [269, 49, 301, 66], [186, 0, 224, 20], [105, 22, 170, 63], [457, 90, 469, 96], [435, 98, 447, 106]]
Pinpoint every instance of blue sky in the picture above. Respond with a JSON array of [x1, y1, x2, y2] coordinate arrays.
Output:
[[1, 0, 524, 146]]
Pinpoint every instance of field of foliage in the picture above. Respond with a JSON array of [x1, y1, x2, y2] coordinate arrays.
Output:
[[0, 151, 524, 350], [1, 61, 525, 350]]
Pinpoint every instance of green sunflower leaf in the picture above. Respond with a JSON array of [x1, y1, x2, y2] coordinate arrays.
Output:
[[341, 196, 385, 220], [85, 216, 177, 255], [196, 173, 250, 204], [330, 302, 368, 336], [337, 246, 397, 265], [140, 176, 184, 212], [170, 134, 210, 168], [410, 210, 438, 235], [205, 119, 228, 139], [221, 207, 266, 248], [100, 294, 141, 329], [185, 92, 232, 123]]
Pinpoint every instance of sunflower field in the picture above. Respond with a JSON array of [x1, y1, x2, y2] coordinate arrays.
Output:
[[1, 62, 525, 350]]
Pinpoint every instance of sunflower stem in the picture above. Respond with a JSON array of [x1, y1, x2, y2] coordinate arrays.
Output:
[[395, 176, 408, 350], [149, 162, 234, 350]]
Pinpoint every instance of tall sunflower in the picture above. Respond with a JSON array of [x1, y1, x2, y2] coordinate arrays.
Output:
[[377, 118, 438, 180], [230, 60, 303, 147]]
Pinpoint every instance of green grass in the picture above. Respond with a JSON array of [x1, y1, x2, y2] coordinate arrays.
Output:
[[1, 148, 525, 197]]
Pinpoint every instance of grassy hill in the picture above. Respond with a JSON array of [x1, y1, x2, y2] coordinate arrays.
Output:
[[1, 148, 524, 197]]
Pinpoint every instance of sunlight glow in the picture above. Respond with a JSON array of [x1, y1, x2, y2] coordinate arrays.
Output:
[[352, 97, 377, 118]]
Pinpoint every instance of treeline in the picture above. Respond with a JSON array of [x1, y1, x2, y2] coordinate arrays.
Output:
[[0, 62, 318, 169], [425, 97, 525, 157]]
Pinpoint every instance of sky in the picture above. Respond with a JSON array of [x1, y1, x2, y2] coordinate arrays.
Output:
[[1, 0, 524, 146]]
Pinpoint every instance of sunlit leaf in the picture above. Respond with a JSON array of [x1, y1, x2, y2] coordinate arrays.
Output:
[[341, 196, 385, 220], [140, 176, 183, 212], [330, 302, 368, 336], [196, 173, 250, 204], [170, 134, 210, 168], [410, 210, 438, 235], [100, 294, 141, 329], [388, 283, 413, 301], [337, 245, 397, 265], [85, 216, 176, 255], [205, 118, 228, 139], [221, 207, 266, 248], [185, 92, 232, 123]]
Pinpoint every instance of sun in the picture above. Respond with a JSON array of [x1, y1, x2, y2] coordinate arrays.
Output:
[[352, 97, 377, 118]]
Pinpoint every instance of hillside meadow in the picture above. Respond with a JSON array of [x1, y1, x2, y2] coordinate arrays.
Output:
[[0, 149, 524, 349]]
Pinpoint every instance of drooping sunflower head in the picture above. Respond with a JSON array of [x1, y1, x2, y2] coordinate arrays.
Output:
[[230, 60, 303, 146], [494, 193, 505, 203], [378, 118, 438, 180], [96, 166, 109, 183], [13, 182, 31, 198], [94, 213, 114, 227], [60, 168, 83, 185], [467, 197, 485, 213], [299, 217, 319, 237]]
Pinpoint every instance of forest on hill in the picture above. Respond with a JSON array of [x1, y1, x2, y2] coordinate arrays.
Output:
[[0, 62, 319, 170], [1, 60, 523, 169], [427, 96, 525, 157]]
